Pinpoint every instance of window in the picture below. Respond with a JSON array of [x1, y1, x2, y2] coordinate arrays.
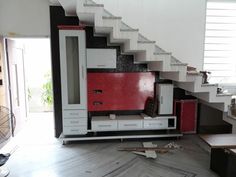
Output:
[[204, 0, 236, 84]]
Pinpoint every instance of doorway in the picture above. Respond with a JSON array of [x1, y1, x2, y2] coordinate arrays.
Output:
[[4, 38, 54, 141]]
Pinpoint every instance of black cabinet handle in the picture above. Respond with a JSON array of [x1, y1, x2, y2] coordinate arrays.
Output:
[[93, 101, 103, 105], [93, 89, 103, 94]]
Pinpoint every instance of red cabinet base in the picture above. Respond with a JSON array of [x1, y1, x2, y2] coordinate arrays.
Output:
[[174, 99, 198, 134]]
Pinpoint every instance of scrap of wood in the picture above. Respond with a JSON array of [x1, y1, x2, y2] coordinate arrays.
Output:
[[118, 142, 181, 159], [118, 147, 173, 151], [143, 142, 157, 158]]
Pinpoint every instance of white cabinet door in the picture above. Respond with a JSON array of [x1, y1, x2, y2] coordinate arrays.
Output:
[[86, 49, 116, 68], [156, 84, 173, 115], [59, 30, 87, 110]]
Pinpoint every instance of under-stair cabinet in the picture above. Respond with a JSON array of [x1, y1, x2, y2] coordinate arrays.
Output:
[[59, 29, 88, 135]]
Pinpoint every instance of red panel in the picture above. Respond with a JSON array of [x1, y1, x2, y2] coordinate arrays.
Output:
[[88, 72, 155, 111], [174, 100, 197, 133]]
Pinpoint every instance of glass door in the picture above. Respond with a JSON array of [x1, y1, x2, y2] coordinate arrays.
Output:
[[59, 30, 87, 110]]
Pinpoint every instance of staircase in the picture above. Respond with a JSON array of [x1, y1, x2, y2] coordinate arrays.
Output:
[[57, 0, 235, 132]]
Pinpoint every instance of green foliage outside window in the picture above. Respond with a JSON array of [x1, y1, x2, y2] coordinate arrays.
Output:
[[41, 72, 53, 107]]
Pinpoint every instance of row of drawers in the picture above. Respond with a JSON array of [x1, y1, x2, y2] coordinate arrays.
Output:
[[63, 110, 87, 135], [62, 111, 176, 134], [91, 116, 176, 131]]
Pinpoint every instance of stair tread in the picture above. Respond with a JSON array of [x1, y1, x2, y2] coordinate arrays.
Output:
[[102, 16, 122, 19], [171, 63, 188, 66], [187, 71, 201, 75], [120, 29, 139, 32], [201, 83, 218, 87], [138, 40, 155, 44], [84, 3, 104, 7], [154, 52, 171, 55], [217, 93, 233, 97]]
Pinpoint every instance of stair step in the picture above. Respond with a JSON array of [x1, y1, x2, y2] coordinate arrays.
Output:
[[154, 52, 171, 55], [216, 93, 233, 97], [187, 71, 201, 75], [84, 3, 104, 7], [138, 40, 155, 44], [171, 63, 188, 66], [102, 16, 122, 20], [120, 29, 139, 32], [201, 84, 218, 87]]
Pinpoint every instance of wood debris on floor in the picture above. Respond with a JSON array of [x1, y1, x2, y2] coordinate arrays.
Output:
[[118, 142, 182, 159]]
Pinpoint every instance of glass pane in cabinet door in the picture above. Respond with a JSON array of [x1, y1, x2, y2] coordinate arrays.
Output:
[[66, 36, 80, 104]]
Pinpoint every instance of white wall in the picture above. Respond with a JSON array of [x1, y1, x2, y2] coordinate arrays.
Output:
[[95, 0, 207, 70], [0, 0, 50, 37]]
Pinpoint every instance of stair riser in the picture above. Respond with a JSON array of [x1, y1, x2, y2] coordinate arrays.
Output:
[[77, 6, 104, 26], [176, 81, 218, 93], [193, 92, 231, 104], [148, 62, 165, 71], [102, 19, 121, 37], [160, 72, 187, 82], [171, 65, 187, 72], [154, 54, 171, 61], [147, 58, 172, 71], [120, 32, 139, 49], [178, 84, 217, 93]]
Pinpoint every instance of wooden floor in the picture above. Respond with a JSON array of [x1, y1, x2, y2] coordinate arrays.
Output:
[[3, 113, 219, 177]]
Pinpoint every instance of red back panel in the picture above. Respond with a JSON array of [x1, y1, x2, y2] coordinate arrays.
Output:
[[88, 72, 155, 111], [175, 100, 197, 133]]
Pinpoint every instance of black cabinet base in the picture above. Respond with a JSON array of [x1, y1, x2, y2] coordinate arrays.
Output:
[[211, 148, 236, 177]]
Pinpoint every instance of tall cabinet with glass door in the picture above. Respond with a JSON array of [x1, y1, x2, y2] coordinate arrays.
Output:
[[59, 29, 87, 135]]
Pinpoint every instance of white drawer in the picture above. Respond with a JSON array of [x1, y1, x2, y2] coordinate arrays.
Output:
[[63, 126, 87, 135], [63, 118, 87, 127], [118, 120, 143, 130], [63, 110, 87, 119], [92, 120, 117, 131], [143, 119, 168, 129]]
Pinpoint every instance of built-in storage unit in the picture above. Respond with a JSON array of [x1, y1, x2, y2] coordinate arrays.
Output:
[[91, 114, 176, 132], [59, 29, 88, 135], [86, 49, 116, 68], [58, 29, 181, 141], [156, 84, 174, 115]]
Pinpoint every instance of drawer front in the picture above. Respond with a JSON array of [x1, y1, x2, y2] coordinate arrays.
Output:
[[63, 126, 87, 135], [63, 118, 87, 127], [118, 120, 143, 130], [63, 110, 87, 119], [92, 120, 117, 131], [143, 119, 168, 129]]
